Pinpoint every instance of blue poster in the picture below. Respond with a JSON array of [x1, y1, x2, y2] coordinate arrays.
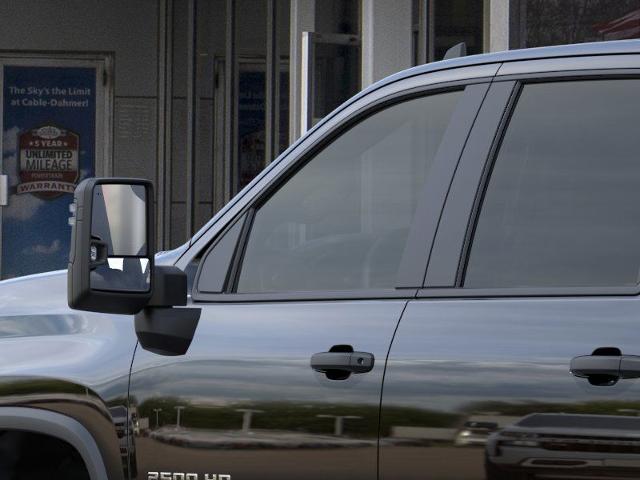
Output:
[[2, 65, 96, 279], [237, 70, 289, 190]]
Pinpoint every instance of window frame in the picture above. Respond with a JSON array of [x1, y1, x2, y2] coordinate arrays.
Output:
[[189, 71, 497, 303], [420, 60, 640, 299]]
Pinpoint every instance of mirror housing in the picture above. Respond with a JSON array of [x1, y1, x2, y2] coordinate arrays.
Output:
[[68, 177, 154, 314], [68, 177, 201, 356]]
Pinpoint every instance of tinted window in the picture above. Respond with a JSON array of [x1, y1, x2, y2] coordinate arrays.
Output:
[[237, 91, 463, 293], [197, 214, 245, 293], [465, 80, 640, 288]]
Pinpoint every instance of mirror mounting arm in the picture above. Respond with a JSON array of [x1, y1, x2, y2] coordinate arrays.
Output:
[[135, 265, 202, 356], [134, 307, 201, 356], [146, 266, 188, 307]]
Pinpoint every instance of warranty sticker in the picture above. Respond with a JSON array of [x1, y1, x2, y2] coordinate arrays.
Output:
[[17, 124, 79, 199]]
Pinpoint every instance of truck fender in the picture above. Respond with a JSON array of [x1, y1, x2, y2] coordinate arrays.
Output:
[[0, 406, 108, 480]]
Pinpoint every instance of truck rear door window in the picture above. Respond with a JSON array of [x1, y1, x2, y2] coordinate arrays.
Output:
[[464, 79, 640, 288]]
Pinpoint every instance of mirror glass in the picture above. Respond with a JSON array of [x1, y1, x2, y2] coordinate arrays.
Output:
[[90, 183, 150, 292], [91, 184, 147, 256]]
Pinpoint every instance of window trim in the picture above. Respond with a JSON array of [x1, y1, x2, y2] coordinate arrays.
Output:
[[423, 80, 518, 288], [192, 211, 250, 296], [416, 285, 640, 299], [191, 78, 494, 302], [425, 68, 640, 297], [194, 288, 419, 303]]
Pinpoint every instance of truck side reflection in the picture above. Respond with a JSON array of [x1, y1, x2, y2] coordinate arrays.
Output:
[[486, 413, 640, 479]]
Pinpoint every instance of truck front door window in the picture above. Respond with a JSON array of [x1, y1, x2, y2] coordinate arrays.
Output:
[[235, 91, 463, 293]]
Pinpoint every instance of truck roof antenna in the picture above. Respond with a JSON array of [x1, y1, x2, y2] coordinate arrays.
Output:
[[443, 42, 467, 60]]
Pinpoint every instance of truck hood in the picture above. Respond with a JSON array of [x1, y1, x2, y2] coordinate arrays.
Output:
[[0, 244, 187, 384], [0, 243, 186, 336], [0, 269, 137, 385], [0, 269, 69, 321]]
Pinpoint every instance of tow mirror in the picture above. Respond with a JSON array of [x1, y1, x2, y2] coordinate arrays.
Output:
[[68, 178, 154, 314], [68, 177, 201, 356]]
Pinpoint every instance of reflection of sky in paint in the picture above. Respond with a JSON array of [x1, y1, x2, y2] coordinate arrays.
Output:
[[127, 297, 640, 417], [4, 270, 640, 433], [0, 271, 136, 400], [130, 301, 406, 406], [383, 298, 640, 412], [2, 66, 96, 279]]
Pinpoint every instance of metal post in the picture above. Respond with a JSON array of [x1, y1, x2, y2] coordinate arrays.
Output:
[[265, 0, 281, 165], [224, 0, 238, 201], [416, 0, 428, 65], [174, 406, 186, 429], [299, 31, 314, 134], [157, 0, 173, 249], [427, 0, 435, 62], [316, 414, 363, 436], [185, 0, 198, 237], [289, 0, 315, 143], [236, 409, 264, 433], [153, 408, 163, 428]]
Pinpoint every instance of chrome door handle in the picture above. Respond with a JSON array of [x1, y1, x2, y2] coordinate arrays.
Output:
[[570, 347, 640, 386], [570, 355, 621, 378]]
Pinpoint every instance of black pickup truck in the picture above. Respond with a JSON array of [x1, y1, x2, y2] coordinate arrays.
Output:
[[2, 40, 640, 480]]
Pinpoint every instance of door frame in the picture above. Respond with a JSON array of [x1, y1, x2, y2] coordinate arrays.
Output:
[[0, 51, 114, 275], [185, 65, 501, 303]]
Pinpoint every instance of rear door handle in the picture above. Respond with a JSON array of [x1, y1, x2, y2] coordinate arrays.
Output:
[[570, 355, 621, 378], [310, 351, 374, 374], [570, 347, 640, 385]]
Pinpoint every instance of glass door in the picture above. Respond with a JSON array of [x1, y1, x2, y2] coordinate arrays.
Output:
[[0, 55, 111, 279], [301, 32, 361, 133]]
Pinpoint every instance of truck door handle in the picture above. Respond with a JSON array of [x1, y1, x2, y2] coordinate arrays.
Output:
[[310, 351, 374, 374], [570, 347, 640, 386]]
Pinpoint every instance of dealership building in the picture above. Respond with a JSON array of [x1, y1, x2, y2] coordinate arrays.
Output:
[[0, 0, 638, 278]]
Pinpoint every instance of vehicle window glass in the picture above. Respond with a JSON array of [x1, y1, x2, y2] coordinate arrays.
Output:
[[237, 91, 463, 293], [197, 214, 245, 293], [465, 79, 640, 288]]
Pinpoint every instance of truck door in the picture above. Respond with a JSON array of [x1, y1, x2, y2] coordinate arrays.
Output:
[[129, 73, 490, 480], [380, 66, 640, 479]]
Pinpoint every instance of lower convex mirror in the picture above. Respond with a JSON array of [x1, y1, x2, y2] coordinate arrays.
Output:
[[68, 178, 155, 314], [91, 257, 150, 292]]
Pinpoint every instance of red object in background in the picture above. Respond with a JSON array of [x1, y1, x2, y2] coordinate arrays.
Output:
[[594, 9, 640, 40]]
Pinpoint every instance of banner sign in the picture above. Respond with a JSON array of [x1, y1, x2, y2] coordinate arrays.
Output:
[[2, 64, 97, 278]]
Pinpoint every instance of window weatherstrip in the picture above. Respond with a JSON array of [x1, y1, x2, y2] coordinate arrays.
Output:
[[227, 208, 255, 293], [192, 211, 251, 298]]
